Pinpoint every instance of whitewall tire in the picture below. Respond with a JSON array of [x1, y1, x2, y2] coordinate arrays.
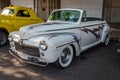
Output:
[[53, 45, 74, 68]]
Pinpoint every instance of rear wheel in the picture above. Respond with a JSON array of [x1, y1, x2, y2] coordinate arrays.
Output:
[[53, 45, 74, 68], [102, 33, 110, 46], [0, 31, 8, 46]]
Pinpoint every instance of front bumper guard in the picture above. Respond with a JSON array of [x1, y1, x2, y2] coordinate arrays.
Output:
[[9, 49, 48, 67]]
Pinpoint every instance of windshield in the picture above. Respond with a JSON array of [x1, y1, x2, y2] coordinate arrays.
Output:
[[1, 8, 15, 16], [49, 10, 80, 22]]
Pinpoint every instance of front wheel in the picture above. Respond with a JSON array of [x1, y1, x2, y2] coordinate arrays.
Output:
[[0, 31, 8, 47], [53, 45, 74, 68]]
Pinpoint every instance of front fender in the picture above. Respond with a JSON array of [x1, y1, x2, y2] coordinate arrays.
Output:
[[13, 33, 81, 63], [41, 33, 81, 62], [0, 22, 14, 33], [47, 33, 80, 50], [101, 24, 111, 43]]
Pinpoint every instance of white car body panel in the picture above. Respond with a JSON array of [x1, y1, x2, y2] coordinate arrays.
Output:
[[9, 8, 111, 66]]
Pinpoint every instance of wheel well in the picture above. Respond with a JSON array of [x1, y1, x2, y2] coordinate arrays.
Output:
[[0, 28, 9, 35], [70, 44, 76, 57]]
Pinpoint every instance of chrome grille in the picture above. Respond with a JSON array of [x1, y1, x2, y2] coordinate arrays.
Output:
[[14, 42, 40, 57]]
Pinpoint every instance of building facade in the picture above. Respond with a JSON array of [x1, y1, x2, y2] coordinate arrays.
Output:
[[103, 0, 120, 23], [0, 0, 10, 10], [2, 0, 120, 23]]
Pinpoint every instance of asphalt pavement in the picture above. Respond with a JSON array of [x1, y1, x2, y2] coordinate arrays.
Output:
[[0, 40, 120, 80]]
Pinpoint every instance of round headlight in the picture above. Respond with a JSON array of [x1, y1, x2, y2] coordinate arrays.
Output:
[[39, 41, 47, 51]]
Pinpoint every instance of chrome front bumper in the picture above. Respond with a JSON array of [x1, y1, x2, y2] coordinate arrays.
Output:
[[9, 49, 48, 66]]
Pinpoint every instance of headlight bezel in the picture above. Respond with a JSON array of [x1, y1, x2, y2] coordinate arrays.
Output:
[[39, 41, 48, 51]]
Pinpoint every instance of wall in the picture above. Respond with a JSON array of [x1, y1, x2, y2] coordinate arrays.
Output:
[[0, 0, 10, 10], [11, 0, 34, 9], [111, 8, 120, 23], [10, 0, 104, 19], [36, 0, 60, 20], [61, 0, 103, 18]]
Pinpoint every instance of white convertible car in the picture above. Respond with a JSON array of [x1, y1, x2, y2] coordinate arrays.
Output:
[[9, 8, 111, 68]]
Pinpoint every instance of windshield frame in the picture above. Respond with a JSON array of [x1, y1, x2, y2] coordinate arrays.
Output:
[[0, 8, 15, 16], [47, 9, 83, 24]]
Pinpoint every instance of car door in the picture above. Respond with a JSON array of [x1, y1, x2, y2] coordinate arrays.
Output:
[[13, 9, 33, 30], [80, 11, 102, 49], [80, 23, 102, 49]]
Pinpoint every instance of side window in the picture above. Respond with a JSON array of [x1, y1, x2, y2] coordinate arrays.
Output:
[[82, 11, 87, 22], [17, 10, 30, 17], [64, 12, 70, 21], [69, 11, 80, 22]]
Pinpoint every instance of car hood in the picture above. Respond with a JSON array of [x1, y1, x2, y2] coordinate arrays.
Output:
[[0, 15, 13, 19], [19, 22, 78, 39]]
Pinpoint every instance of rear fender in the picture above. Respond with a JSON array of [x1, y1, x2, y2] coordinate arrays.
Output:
[[0, 22, 14, 33], [101, 24, 111, 43], [0, 28, 9, 35]]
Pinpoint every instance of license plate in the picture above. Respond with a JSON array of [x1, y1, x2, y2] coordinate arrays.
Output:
[[28, 57, 39, 63]]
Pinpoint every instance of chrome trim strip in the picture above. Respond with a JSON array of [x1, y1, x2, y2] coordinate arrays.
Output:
[[20, 23, 105, 40], [56, 39, 81, 48], [36, 23, 105, 33]]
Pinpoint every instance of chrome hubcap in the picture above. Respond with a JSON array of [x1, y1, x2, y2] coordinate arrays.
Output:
[[61, 48, 71, 64]]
